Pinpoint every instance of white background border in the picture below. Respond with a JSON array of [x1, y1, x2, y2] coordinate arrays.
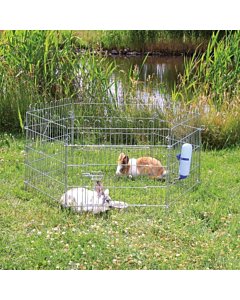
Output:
[[1, 0, 240, 29], [0, 1, 239, 298]]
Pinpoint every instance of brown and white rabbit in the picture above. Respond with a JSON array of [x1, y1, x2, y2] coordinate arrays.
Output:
[[116, 152, 166, 179]]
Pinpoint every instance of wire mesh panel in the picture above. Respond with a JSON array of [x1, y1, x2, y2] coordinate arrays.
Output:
[[166, 114, 201, 205], [24, 100, 73, 201], [25, 99, 201, 212]]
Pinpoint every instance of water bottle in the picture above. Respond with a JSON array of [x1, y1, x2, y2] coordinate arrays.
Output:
[[177, 143, 192, 179]]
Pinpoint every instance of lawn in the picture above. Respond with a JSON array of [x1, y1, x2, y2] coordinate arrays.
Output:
[[0, 134, 239, 270]]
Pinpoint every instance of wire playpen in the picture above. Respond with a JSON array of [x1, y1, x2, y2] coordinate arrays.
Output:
[[24, 99, 201, 212]]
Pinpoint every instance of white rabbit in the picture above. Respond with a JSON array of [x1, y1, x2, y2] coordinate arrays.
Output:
[[60, 181, 111, 213]]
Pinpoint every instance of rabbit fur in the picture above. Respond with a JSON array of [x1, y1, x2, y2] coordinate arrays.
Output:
[[60, 181, 111, 214], [60, 181, 128, 214], [116, 152, 166, 179]]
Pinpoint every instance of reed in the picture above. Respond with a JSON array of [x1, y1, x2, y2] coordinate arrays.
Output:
[[1, 30, 240, 149], [0, 30, 77, 130], [177, 31, 240, 107], [0, 31, 117, 131], [173, 31, 240, 149]]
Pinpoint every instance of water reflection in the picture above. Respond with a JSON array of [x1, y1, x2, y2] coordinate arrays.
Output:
[[106, 55, 185, 105], [108, 55, 184, 88]]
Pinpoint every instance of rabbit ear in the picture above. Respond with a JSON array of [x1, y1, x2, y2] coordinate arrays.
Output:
[[123, 155, 129, 164], [118, 153, 125, 162], [95, 181, 103, 195], [104, 189, 109, 197], [96, 181, 102, 186]]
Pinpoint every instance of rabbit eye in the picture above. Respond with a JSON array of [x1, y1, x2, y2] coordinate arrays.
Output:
[[120, 164, 127, 171], [102, 194, 109, 203]]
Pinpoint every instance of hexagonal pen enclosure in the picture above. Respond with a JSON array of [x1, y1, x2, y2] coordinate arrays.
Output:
[[25, 99, 201, 212]]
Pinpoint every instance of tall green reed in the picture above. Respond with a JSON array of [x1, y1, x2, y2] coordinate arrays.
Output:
[[172, 31, 240, 149], [0, 30, 78, 130], [176, 31, 240, 108], [0, 31, 118, 131]]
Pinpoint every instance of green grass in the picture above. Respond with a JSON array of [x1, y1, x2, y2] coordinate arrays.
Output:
[[0, 135, 239, 270]]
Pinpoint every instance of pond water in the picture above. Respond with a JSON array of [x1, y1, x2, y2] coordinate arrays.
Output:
[[106, 55, 186, 103]]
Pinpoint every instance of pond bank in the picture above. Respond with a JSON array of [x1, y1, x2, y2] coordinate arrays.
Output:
[[80, 44, 206, 57], [96, 49, 187, 57], [75, 30, 215, 56]]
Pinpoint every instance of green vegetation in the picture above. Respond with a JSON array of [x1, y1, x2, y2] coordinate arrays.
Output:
[[0, 31, 77, 131], [77, 30, 216, 54], [0, 31, 239, 270], [0, 30, 116, 132], [1, 30, 239, 150], [0, 136, 239, 269], [178, 31, 240, 106], [173, 31, 240, 149]]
